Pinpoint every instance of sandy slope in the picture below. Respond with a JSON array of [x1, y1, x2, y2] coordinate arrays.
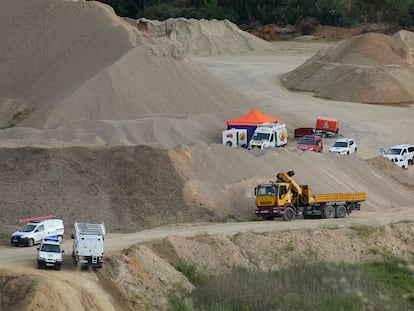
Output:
[[0, 0, 253, 147], [281, 31, 414, 104], [137, 17, 274, 56]]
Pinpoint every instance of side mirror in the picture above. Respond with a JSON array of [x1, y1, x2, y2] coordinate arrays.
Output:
[[62, 250, 65, 253], [71, 234, 74, 239], [379, 147, 385, 155], [254, 187, 257, 196]]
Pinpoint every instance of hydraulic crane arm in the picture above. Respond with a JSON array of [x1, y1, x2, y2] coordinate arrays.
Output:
[[276, 171, 303, 195]]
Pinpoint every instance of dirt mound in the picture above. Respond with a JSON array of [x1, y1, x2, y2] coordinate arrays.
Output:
[[101, 222, 414, 310], [136, 18, 274, 56], [2, 145, 413, 235], [0, 0, 252, 147], [0, 269, 123, 311], [175, 144, 414, 216], [0, 272, 38, 310], [281, 30, 414, 104], [0, 146, 214, 233]]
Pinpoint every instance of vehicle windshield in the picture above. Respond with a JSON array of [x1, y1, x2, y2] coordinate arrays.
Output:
[[257, 185, 277, 196], [40, 244, 61, 253], [333, 141, 347, 148], [298, 139, 315, 145], [252, 133, 270, 141], [19, 224, 36, 232], [385, 148, 401, 155]]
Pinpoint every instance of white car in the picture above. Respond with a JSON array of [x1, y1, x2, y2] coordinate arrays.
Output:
[[329, 138, 357, 155], [380, 144, 414, 169], [37, 238, 64, 270]]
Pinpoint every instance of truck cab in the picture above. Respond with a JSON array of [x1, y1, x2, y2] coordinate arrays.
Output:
[[248, 122, 287, 149], [254, 183, 292, 220]]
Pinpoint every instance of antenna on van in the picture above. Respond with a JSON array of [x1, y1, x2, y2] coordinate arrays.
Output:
[[18, 215, 57, 223]]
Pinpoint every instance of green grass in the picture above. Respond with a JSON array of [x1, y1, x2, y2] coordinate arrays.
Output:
[[320, 223, 339, 230], [173, 259, 206, 286], [0, 108, 30, 129], [361, 256, 414, 305], [168, 259, 412, 311], [349, 223, 377, 237], [284, 240, 295, 252]]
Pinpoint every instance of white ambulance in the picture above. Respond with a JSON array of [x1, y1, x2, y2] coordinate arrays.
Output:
[[248, 122, 288, 149]]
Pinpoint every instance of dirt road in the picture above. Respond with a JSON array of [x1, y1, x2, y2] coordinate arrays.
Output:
[[2, 208, 414, 269], [1, 208, 413, 310]]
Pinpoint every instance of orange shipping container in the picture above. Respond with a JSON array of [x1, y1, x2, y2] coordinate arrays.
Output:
[[315, 117, 339, 133]]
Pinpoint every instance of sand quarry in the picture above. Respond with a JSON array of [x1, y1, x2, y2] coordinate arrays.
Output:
[[0, 0, 414, 310]]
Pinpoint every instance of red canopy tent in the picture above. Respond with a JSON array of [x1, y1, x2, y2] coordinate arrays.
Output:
[[226, 109, 283, 126], [226, 109, 283, 141]]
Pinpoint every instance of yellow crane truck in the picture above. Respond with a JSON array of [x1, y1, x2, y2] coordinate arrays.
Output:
[[254, 171, 366, 221]]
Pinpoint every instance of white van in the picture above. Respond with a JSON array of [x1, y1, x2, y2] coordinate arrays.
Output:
[[11, 217, 64, 247], [248, 122, 288, 149], [380, 144, 414, 169]]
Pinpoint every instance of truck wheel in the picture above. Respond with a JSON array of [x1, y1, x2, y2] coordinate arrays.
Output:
[[226, 141, 232, 147], [335, 205, 347, 218], [283, 207, 295, 221], [27, 239, 34, 247], [324, 206, 335, 219]]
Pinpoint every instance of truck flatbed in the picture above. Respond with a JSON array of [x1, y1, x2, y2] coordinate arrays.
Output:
[[310, 192, 366, 204]]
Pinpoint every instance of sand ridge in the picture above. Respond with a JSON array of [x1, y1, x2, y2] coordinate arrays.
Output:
[[281, 30, 414, 104]]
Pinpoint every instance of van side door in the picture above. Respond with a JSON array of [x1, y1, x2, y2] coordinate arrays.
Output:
[[34, 224, 45, 244]]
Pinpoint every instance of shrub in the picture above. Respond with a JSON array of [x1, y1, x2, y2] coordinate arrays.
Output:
[[172, 262, 410, 310], [173, 259, 206, 286]]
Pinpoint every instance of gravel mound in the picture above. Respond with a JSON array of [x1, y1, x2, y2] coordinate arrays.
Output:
[[137, 17, 274, 56], [281, 30, 414, 104]]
